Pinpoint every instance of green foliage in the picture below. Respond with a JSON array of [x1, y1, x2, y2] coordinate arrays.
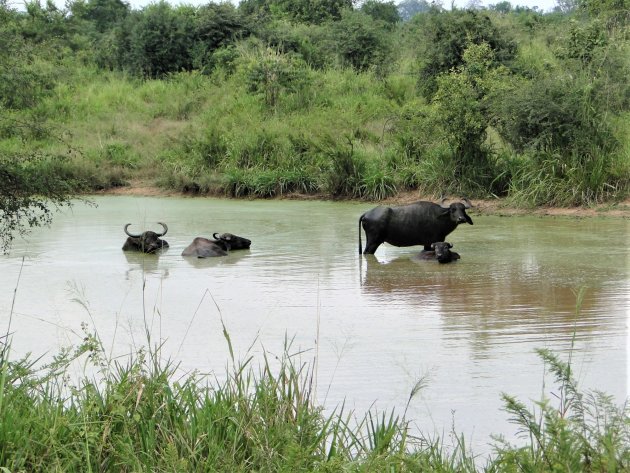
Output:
[[333, 10, 394, 74], [360, 0, 401, 27], [0, 12, 63, 110], [0, 151, 87, 253], [322, 137, 366, 197], [239, 46, 313, 111], [490, 75, 617, 155], [417, 9, 517, 98], [492, 348, 630, 471], [397, 0, 432, 21], [240, 0, 353, 25], [0, 0, 628, 206], [0, 327, 627, 471], [190, 2, 249, 74], [117, 2, 196, 77], [69, 0, 130, 33], [578, 0, 630, 19], [490, 1, 513, 14], [432, 42, 508, 194]]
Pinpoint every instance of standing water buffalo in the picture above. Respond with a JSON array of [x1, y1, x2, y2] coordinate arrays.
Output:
[[415, 242, 461, 264], [181, 232, 251, 258], [359, 198, 473, 254], [122, 222, 169, 253]]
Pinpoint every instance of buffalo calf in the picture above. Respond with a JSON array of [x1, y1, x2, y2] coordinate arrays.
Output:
[[415, 242, 460, 264]]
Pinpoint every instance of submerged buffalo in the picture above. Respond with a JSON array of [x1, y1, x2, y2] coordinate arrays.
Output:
[[359, 198, 473, 254], [122, 222, 169, 253], [182, 232, 251, 258], [415, 242, 461, 264]]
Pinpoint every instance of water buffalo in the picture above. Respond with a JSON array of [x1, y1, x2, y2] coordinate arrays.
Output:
[[359, 198, 473, 254], [415, 242, 461, 264], [181, 232, 251, 258], [122, 222, 169, 253]]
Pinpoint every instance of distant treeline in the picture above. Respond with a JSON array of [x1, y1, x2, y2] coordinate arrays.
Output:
[[1, 0, 629, 205]]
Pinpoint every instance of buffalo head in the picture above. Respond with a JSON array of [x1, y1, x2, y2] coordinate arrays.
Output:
[[440, 198, 474, 226], [212, 232, 252, 251], [122, 222, 169, 253], [430, 241, 460, 264]]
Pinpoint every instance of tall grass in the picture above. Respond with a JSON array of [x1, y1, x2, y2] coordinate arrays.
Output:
[[1, 319, 627, 471], [2, 39, 629, 204]]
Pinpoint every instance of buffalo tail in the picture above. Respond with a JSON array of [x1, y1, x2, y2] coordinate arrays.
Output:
[[358, 215, 363, 255]]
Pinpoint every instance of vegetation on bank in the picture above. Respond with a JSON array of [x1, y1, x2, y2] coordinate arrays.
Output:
[[0, 0, 629, 248], [0, 327, 628, 472]]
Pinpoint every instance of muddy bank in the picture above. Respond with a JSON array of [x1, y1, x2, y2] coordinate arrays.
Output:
[[96, 181, 630, 218]]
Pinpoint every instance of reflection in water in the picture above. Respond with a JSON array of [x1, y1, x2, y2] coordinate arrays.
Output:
[[181, 249, 251, 268], [123, 249, 170, 279], [360, 250, 618, 356], [0, 197, 626, 456]]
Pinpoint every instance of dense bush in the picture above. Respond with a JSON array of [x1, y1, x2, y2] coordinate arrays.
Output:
[[0, 0, 628, 207], [333, 10, 394, 73], [416, 9, 517, 98]]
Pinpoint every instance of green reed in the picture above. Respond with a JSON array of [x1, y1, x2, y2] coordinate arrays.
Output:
[[0, 255, 628, 472], [1, 321, 627, 472]]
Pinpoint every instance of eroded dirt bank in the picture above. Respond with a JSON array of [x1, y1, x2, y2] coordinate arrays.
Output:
[[96, 181, 630, 218]]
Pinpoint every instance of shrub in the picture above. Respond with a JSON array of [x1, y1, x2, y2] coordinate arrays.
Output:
[[239, 45, 313, 111], [333, 10, 394, 74], [416, 9, 517, 98]]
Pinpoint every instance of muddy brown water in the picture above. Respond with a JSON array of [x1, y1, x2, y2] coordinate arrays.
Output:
[[1, 196, 627, 454]]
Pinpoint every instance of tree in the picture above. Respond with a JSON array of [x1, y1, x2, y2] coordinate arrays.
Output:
[[69, 0, 129, 33], [242, 46, 312, 111], [396, 0, 432, 21], [360, 0, 401, 27], [0, 152, 87, 253], [417, 9, 516, 98], [121, 2, 196, 77], [489, 1, 513, 13], [191, 2, 249, 73], [0, 2, 87, 252], [333, 10, 393, 72], [239, 0, 353, 24]]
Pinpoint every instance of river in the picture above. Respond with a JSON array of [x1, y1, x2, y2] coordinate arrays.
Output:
[[0, 196, 627, 455]]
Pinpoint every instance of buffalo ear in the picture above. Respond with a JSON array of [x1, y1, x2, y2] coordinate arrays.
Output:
[[447, 242, 453, 248], [431, 243, 436, 249], [465, 215, 474, 225]]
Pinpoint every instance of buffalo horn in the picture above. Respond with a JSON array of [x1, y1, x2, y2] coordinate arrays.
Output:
[[447, 242, 453, 248], [212, 232, 221, 241], [440, 196, 449, 209], [124, 223, 142, 238], [156, 222, 168, 236], [461, 198, 473, 209]]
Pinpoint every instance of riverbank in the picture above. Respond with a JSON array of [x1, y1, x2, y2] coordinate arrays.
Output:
[[96, 180, 630, 218]]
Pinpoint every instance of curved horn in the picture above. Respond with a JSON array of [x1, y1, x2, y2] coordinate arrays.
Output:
[[461, 198, 473, 209], [440, 196, 449, 209], [124, 223, 142, 238], [212, 232, 221, 240], [155, 222, 168, 237]]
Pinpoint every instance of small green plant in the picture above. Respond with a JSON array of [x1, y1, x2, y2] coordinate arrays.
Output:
[[493, 347, 630, 471]]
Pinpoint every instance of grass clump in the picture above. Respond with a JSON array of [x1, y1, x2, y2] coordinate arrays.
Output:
[[0, 324, 628, 472]]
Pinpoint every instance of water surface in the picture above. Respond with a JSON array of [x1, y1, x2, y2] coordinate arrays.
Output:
[[1, 196, 627, 454]]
